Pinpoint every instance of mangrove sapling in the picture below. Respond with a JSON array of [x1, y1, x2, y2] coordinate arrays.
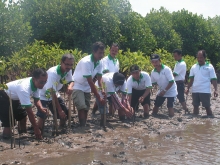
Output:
[[51, 86, 58, 136], [8, 91, 15, 148]]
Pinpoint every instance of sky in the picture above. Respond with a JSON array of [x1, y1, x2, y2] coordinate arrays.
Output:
[[129, 0, 220, 18]]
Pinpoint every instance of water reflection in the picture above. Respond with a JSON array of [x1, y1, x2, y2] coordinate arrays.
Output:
[[35, 121, 220, 165]]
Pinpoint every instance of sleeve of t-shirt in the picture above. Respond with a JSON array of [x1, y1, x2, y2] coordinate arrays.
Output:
[[126, 77, 132, 94], [150, 72, 157, 84], [82, 61, 92, 78], [102, 58, 109, 73], [165, 68, 175, 82], [173, 63, 184, 76], [209, 65, 217, 80], [144, 74, 152, 88], [66, 70, 74, 82], [189, 66, 195, 78], [18, 87, 32, 108]]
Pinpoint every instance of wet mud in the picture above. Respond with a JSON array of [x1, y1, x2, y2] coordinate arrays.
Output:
[[1, 87, 220, 164]]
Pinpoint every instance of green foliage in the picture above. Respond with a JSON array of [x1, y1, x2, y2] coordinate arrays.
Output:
[[20, 0, 124, 53], [0, 0, 32, 56], [145, 7, 182, 52], [6, 40, 87, 80]]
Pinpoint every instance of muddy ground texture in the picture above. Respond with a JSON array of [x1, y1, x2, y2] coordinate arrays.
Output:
[[0, 86, 220, 165]]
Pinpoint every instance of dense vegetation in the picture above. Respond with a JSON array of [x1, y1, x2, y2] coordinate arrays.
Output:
[[0, 0, 219, 82]]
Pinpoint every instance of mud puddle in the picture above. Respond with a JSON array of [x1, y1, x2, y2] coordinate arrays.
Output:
[[33, 120, 220, 165]]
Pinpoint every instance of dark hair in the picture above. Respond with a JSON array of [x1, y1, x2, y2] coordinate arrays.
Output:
[[92, 42, 105, 52], [130, 64, 140, 73], [197, 50, 207, 58], [173, 49, 182, 55], [61, 53, 74, 62], [32, 68, 47, 79], [113, 72, 125, 85], [110, 43, 119, 49]]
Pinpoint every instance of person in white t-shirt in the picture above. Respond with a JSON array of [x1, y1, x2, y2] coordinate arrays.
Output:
[[186, 50, 218, 116], [172, 49, 188, 113], [127, 65, 152, 118], [73, 42, 106, 126], [92, 43, 120, 115], [37, 54, 74, 131], [150, 54, 177, 117], [0, 69, 48, 139], [95, 72, 133, 125], [102, 43, 120, 73]]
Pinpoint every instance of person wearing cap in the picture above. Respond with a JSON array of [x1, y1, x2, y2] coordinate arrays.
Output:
[[0, 69, 48, 139], [150, 54, 177, 117], [95, 72, 133, 124], [73, 42, 106, 126], [186, 50, 218, 116], [36, 53, 74, 131], [126, 65, 152, 118], [172, 49, 188, 113], [92, 43, 120, 114]]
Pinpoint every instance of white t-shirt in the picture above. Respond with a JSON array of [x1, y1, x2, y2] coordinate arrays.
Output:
[[189, 62, 217, 93], [95, 72, 126, 97], [73, 54, 102, 92], [40, 65, 73, 100], [151, 64, 177, 97], [173, 60, 186, 81], [126, 71, 152, 94], [102, 54, 119, 73], [5, 77, 40, 108]]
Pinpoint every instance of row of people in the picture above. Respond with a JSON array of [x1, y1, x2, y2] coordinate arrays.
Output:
[[0, 42, 218, 140]]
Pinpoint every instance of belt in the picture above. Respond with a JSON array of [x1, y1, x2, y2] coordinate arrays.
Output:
[[175, 80, 184, 83]]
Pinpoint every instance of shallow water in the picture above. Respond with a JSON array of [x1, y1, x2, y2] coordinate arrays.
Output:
[[34, 120, 220, 165]]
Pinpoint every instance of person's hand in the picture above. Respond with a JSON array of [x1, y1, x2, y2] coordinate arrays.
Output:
[[214, 90, 218, 97], [185, 88, 189, 95], [99, 97, 106, 105], [66, 86, 73, 95], [34, 127, 42, 140], [158, 90, 166, 97], [41, 108, 49, 116], [58, 110, 67, 120], [124, 108, 133, 118], [139, 96, 144, 103], [101, 91, 107, 100]]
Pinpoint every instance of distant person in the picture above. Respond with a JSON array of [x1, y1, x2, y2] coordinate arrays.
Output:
[[172, 49, 188, 113], [126, 65, 152, 118], [37, 54, 74, 131], [0, 69, 48, 139], [186, 50, 218, 116], [73, 42, 106, 126], [150, 54, 177, 117]]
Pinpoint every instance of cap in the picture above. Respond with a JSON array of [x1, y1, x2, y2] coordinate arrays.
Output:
[[113, 72, 125, 86], [150, 54, 160, 60], [130, 64, 140, 73]]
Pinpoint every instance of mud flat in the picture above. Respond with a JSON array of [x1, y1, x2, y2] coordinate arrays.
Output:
[[1, 86, 220, 164]]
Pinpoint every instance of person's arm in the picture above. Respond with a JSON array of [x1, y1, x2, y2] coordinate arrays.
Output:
[[87, 77, 105, 105], [66, 69, 74, 95], [212, 80, 218, 97], [159, 69, 175, 96], [25, 107, 42, 139], [159, 82, 174, 96], [185, 67, 195, 95], [66, 81, 74, 95], [139, 88, 151, 103], [52, 92, 67, 119], [34, 99, 48, 115]]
